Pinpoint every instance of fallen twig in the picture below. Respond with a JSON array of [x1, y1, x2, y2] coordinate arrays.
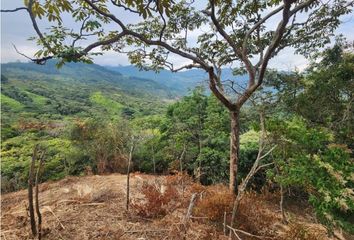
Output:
[[43, 206, 65, 230], [223, 211, 227, 235], [55, 199, 81, 205], [125, 229, 169, 233], [80, 202, 106, 206], [226, 225, 274, 239], [229, 227, 242, 240], [189, 216, 209, 219]]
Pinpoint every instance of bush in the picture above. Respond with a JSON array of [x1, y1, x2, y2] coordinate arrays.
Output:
[[194, 187, 280, 237], [269, 118, 354, 232], [236, 191, 279, 236], [193, 185, 234, 222], [132, 180, 179, 218]]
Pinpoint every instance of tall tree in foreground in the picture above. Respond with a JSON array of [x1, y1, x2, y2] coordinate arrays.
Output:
[[2, 0, 352, 192]]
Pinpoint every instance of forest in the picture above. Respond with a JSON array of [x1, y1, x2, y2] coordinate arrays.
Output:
[[1, 0, 353, 239]]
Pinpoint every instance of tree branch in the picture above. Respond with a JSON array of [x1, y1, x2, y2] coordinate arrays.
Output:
[[257, 0, 316, 87], [110, 0, 140, 14], [13, 44, 53, 64], [83, 0, 236, 112], [169, 63, 203, 72], [1, 7, 28, 12], [27, 0, 54, 54], [82, 32, 126, 53], [83, 0, 208, 69], [242, 4, 285, 58], [209, 0, 258, 93], [208, 67, 235, 110]]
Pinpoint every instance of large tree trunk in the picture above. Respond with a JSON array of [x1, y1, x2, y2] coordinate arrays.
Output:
[[229, 110, 240, 193]]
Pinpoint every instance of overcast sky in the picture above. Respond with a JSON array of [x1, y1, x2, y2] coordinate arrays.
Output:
[[1, 0, 354, 71]]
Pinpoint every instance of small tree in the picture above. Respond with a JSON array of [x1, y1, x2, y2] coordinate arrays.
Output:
[[2, 0, 352, 193], [162, 87, 207, 177], [28, 145, 45, 238]]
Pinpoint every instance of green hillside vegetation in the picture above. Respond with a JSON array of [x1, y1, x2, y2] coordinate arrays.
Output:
[[1, 93, 24, 111], [90, 91, 123, 117], [0, 61, 170, 193]]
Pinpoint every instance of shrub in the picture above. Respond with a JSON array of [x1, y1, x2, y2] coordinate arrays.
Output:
[[193, 185, 234, 222], [132, 180, 179, 218], [236, 191, 279, 236], [268, 118, 354, 232], [194, 187, 280, 237]]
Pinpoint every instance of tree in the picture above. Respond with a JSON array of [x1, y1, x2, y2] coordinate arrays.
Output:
[[295, 41, 354, 146], [2, 0, 352, 193], [162, 87, 207, 177], [131, 115, 166, 173], [266, 40, 354, 147], [70, 118, 131, 173]]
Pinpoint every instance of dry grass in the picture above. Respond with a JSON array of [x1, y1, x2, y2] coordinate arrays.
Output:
[[280, 222, 328, 240], [1, 173, 348, 240]]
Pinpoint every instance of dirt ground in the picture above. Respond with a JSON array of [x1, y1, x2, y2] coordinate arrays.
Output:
[[1, 174, 216, 240], [1, 173, 352, 240]]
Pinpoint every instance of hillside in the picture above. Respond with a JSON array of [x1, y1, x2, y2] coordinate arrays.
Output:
[[1, 61, 177, 99], [0, 61, 172, 193], [2, 173, 348, 240], [1, 61, 172, 139], [106, 65, 249, 95]]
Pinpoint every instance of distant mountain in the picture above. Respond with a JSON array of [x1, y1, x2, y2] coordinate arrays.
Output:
[[2, 61, 176, 99], [105, 65, 249, 95]]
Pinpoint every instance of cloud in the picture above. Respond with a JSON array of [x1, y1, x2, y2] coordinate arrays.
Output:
[[93, 51, 129, 66], [269, 48, 309, 71]]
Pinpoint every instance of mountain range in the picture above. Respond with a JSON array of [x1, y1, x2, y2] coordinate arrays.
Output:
[[106, 65, 249, 95]]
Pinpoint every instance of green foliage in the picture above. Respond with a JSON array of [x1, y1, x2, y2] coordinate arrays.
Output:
[[268, 117, 354, 232], [200, 95, 230, 184], [70, 117, 131, 174], [1, 132, 82, 192], [22, 0, 352, 71], [90, 91, 123, 117], [1, 93, 25, 111], [134, 88, 263, 185], [266, 41, 354, 147], [298, 43, 354, 145], [1, 40, 353, 236]]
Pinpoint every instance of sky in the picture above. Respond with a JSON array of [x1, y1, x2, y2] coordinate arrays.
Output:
[[1, 0, 354, 71]]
